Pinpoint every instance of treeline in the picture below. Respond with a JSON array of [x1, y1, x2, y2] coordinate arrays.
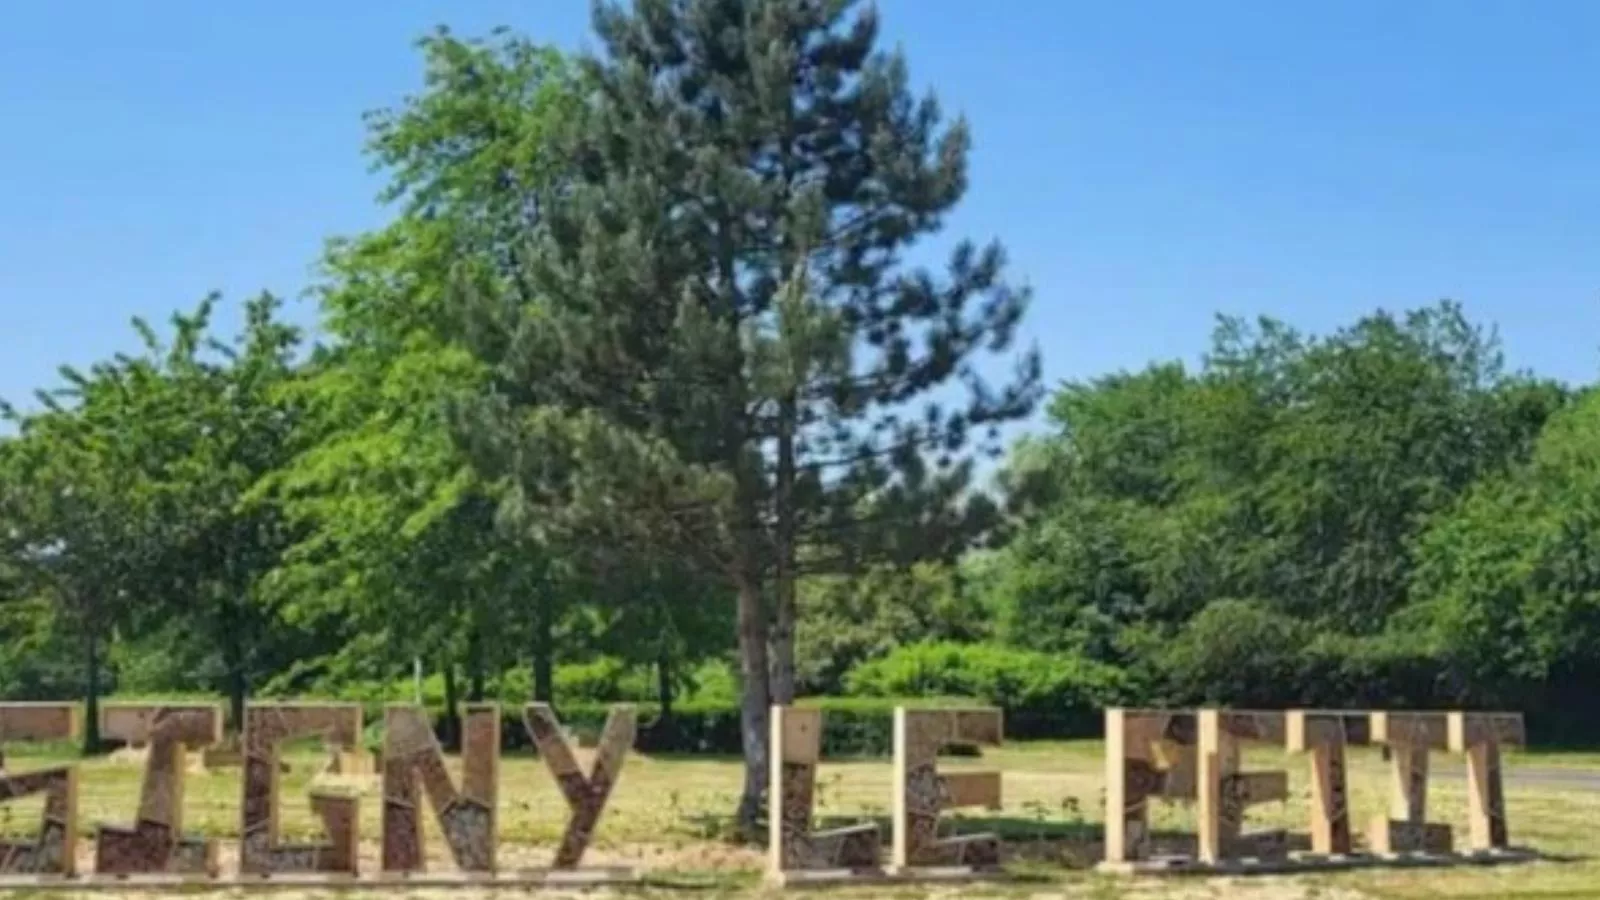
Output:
[[792, 303, 1600, 745], [0, 0, 1596, 841], [988, 307, 1598, 743]]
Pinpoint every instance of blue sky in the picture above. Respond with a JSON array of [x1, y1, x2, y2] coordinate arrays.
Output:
[[3, 0, 1598, 421]]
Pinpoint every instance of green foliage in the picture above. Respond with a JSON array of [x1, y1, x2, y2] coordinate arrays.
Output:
[[796, 562, 993, 695], [6, 5, 1600, 764], [989, 301, 1571, 715], [1407, 389, 1600, 733], [844, 641, 1126, 739], [1155, 599, 1313, 706]]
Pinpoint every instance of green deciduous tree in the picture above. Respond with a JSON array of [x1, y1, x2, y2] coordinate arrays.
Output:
[[150, 294, 311, 728], [3, 294, 315, 737], [1408, 387, 1600, 733], [254, 28, 587, 714], [1, 335, 188, 750], [991, 302, 1566, 705]]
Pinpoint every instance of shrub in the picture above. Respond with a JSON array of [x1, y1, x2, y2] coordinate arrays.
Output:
[[843, 641, 1129, 739], [681, 659, 739, 704], [1156, 599, 1309, 706], [1295, 632, 1455, 709], [555, 696, 988, 756], [553, 658, 651, 703], [356, 695, 986, 757]]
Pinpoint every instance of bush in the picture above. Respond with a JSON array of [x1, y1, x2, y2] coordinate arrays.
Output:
[[1150, 601, 1463, 712], [680, 659, 740, 704], [1295, 632, 1456, 709], [553, 658, 652, 703], [356, 695, 990, 757], [1156, 599, 1309, 706], [843, 641, 1129, 740], [545, 696, 991, 756]]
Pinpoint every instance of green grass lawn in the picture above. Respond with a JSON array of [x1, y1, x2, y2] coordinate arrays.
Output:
[[1, 739, 1595, 898]]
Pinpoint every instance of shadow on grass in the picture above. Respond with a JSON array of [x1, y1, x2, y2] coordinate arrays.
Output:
[[671, 808, 1584, 881], [672, 810, 1206, 871]]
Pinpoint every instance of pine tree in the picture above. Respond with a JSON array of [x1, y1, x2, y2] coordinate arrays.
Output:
[[457, 0, 1040, 829]]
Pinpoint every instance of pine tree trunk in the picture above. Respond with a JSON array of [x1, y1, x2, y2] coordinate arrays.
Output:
[[771, 392, 798, 705], [733, 564, 772, 837]]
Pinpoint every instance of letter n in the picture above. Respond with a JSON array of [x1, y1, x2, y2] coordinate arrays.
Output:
[[382, 703, 499, 872]]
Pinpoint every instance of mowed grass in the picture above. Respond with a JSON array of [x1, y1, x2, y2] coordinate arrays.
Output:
[[0, 739, 1594, 898]]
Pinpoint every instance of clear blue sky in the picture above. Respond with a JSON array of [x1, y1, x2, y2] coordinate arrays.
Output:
[[3, 0, 1598, 421]]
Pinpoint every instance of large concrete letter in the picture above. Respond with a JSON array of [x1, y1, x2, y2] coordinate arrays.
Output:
[[1103, 709, 1197, 864], [239, 703, 362, 876], [1368, 711, 1452, 853], [1197, 710, 1290, 863], [94, 704, 221, 875], [0, 704, 79, 875], [382, 703, 499, 873], [767, 706, 880, 879], [891, 707, 1003, 870], [1449, 711, 1524, 852], [523, 703, 635, 868]]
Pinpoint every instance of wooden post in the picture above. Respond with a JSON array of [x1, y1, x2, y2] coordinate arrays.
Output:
[[1449, 711, 1524, 852], [1368, 712, 1452, 854], [1286, 710, 1362, 855]]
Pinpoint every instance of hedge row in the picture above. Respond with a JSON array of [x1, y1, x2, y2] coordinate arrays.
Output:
[[388, 694, 1101, 757], [844, 641, 1125, 741]]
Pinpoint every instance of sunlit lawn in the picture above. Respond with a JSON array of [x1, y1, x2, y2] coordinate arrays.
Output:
[[0, 739, 1594, 898]]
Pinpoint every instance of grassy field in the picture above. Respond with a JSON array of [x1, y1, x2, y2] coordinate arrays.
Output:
[[1, 739, 1595, 899]]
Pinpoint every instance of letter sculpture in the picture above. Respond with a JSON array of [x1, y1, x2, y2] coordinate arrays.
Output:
[[0, 697, 1540, 888], [1103, 707, 1531, 875], [523, 702, 635, 869], [94, 703, 222, 875], [767, 705, 1006, 886], [239, 703, 362, 876], [1103, 708, 1197, 864], [1196, 710, 1289, 862], [1368, 712, 1454, 853], [1450, 711, 1523, 852], [1286, 710, 1368, 855], [767, 706, 881, 884], [892, 708, 1004, 871], [0, 704, 79, 876], [382, 703, 499, 873]]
